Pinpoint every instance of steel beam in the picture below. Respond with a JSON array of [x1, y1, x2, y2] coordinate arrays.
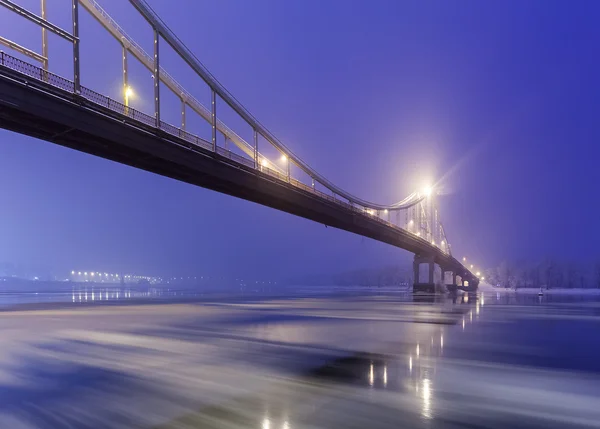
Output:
[[72, 0, 80, 93], [180, 99, 186, 130], [253, 129, 258, 168], [0, 36, 46, 64], [41, 0, 48, 70], [0, 0, 76, 43], [211, 89, 216, 151], [153, 28, 160, 126], [122, 46, 128, 105]]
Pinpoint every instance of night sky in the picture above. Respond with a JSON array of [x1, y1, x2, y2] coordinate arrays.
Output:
[[1, 0, 599, 278]]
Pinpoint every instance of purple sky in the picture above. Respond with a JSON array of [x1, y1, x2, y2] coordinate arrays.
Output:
[[1, 0, 599, 278]]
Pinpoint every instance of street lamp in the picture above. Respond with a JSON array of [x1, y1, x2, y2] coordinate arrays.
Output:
[[423, 186, 433, 197], [124, 86, 134, 107]]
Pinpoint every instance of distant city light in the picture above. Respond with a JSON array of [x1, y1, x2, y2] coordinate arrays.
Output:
[[78, 272, 81, 275], [84, 272, 88, 276], [91, 272, 95, 276], [71, 271, 75, 275]]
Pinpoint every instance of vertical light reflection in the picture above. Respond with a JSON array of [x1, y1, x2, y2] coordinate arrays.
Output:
[[409, 356, 413, 372], [462, 318, 465, 330], [416, 344, 420, 357], [262, 417, 270, 429], [383, 365, 388, 387], [421, 378, 432, 419], [369, 362, 374, 386], [440, 335, 443, 349]]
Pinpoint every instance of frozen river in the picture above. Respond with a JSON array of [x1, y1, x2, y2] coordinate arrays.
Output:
[[0, 290, 598, 428]]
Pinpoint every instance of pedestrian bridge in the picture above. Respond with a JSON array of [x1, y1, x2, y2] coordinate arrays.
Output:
[[0, 0, 480, 291]]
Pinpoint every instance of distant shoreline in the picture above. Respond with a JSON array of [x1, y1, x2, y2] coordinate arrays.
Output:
[[481, 286, 600, 294]]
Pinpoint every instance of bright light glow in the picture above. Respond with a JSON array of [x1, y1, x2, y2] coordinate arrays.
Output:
[[470, 264, 474, 269], [384, 209, 388, 214], [476, 271, 481, 276], [125, 86, 133, 98], [431, 240, 435, 246], [282, 421, 290, 429], [462, 257, 466, 262], [416, 344, 420, 356], [481, 276, 485, 281], [462, 318, 465, 330], [369, 363, 374, 386], [262, 418, 270, 429], [91, 272, 95, 277], [409, 219, 414, 225], [409, 356, 413, 371], [84, 272, 88, 276], [416, 232, 421, 236], [440, 335, 444, 348], [261, 158, 268, 167], [441, 240, 445, 246], [280, 154, 287, 162], [423, 186, 433, 197], [71, 271, 75, 275], [78, 272, 81, 275]]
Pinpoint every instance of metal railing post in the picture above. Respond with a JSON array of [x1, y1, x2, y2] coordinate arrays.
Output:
[[72, 0, 80, 93], [153, 27, 160, 127], [253, 129, 258, 168], [41, 0, 48, 72], [211, 89, 216, 151], [180, 99, 186, 130], [122, 45, 128, 104]]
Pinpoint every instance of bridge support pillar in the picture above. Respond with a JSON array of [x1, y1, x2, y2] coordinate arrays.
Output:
[[413, 254, 435, 294], [445, 270, 458, 292]]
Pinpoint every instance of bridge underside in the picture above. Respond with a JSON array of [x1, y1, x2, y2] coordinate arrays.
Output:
[[0, 66, 476, 282]]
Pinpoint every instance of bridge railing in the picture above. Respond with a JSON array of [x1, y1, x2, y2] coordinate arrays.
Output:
[[216, 146, 254, 168], [0, 51, 424, 239], [0, 51, 75, 93]]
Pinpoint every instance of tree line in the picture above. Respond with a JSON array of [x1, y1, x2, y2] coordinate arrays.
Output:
[[484, 260, 600, 289]]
